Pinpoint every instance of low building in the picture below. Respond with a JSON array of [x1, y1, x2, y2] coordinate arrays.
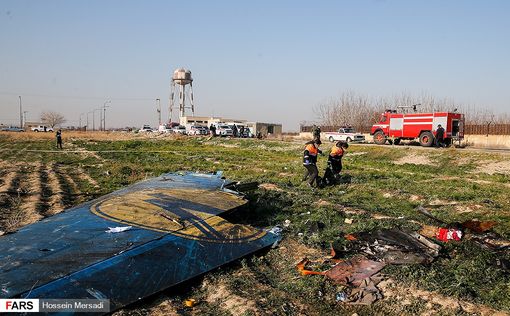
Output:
[[246, 122, 282, 137], [180, 116, 282, 137]]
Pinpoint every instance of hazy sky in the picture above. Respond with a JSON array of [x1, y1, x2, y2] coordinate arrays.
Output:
[[1, 0, 509, 131]]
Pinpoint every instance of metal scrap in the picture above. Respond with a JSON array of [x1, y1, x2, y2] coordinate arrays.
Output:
[[349, 228, 441, 264]]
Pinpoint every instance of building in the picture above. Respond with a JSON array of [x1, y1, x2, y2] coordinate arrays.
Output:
[[180, 116, 282, 137]]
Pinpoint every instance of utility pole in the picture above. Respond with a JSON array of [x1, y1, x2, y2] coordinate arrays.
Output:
[[23, 111, 28, 129], [19, 96, 22, 128], [102, 100, 111, 131], [79, 113, 84, 130], [156, 98, 161, 126], [87, 111, 93, 132]]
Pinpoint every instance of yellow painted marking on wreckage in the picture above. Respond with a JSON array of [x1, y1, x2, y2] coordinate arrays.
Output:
[[90, 188, 264, 243]]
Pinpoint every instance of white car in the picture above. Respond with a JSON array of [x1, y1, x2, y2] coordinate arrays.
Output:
[[187, 125, 209, 136], [324, 127, 365, 143], [158, 125, 173, 133], [31, 125, 54, 132], [172, 125, 187, 135], [139, 125, 153, 132], [216, 125, 233, 137]]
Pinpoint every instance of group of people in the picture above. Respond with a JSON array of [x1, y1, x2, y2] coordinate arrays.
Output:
[[208, 124, 251, 138], [302, 128, 348, 189]]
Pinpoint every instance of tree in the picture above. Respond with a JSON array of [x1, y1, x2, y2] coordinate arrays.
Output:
[[41, 111, 66, 128]]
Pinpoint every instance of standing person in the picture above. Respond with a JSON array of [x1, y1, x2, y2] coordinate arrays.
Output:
[[311, 124, 321, 142], [302, 139, 322, 188], [56, 129, 63, 149], [435, 124, 445, 148], [232, 124, 238, 137], [209, 124, 216, 137], [239, 126, 245, 138], [323, 141, 348, 185]]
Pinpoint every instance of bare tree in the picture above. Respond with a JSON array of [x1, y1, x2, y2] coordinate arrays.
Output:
[[41, 111, 66, 128]]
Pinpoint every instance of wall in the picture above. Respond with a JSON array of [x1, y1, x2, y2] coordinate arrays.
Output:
[[463, 135, 510, 149]]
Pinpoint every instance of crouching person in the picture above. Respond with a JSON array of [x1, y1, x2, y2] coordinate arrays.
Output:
[[323, 141, 348, 185], [302, 139, 322, 188]]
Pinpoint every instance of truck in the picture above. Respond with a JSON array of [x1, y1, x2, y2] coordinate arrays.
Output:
[[370, 110, 464, 147], [31, 125, 53, 132], [324, 127, 365, 143]]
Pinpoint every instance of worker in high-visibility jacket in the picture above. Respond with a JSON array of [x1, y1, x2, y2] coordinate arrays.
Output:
[[323, 141, 348, 185], [302, 139, 323, 187]]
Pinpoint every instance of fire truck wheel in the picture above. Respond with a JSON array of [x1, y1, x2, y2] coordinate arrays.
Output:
[[373, 131, 386, 145], [393, 138, 401, 145], [329, 136, 335, 142], [419, 132, 434, 147]]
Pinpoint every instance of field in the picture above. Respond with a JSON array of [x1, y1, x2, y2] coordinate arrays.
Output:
[[1, 131, 510, 315]]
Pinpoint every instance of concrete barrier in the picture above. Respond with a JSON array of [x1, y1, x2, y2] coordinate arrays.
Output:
[[463, 135, 510, 149]]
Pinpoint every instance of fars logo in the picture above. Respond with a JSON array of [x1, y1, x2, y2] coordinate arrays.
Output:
[[0, 299, 39, 313]]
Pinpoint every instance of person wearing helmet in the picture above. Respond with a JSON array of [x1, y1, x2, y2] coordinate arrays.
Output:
[[302, 139, 323, 188], [323, 141, 348, 185]]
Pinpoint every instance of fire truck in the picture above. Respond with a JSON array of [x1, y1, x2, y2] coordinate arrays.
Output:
[[370, 110, 464, 147]]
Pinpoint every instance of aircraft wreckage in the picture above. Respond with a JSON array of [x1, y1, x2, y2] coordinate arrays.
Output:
[[0, 172, 279, 314]]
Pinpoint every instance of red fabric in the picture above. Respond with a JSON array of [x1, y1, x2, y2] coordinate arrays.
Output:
[[436, 228, 462, 242]]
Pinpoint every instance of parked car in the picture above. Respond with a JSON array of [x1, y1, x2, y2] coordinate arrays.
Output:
[[187, 125, 209, 136], [216, 124, 233, 137], [31, 125, 53, 132], [158, 124, 173, 133], [324, 127, 365, 143], [171, 125, 187, 135], [0, 126, 25, 132], [139, 125, 153, 132]]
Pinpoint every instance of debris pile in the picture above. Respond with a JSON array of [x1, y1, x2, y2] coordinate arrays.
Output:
[[296, 228, 442, 305]]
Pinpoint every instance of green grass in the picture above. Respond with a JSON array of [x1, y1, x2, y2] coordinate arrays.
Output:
[[1, 135, 509, 314]]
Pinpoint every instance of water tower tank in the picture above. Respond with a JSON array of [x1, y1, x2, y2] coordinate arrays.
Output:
[[172, 68, 193, 85]]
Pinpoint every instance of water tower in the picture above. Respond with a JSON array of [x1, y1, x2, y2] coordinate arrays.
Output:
[[169, 68, 194, 122]]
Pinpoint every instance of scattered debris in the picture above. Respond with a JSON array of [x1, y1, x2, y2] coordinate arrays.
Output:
[[461, 219, 497, 233], [344, 218, 354, 224], [296, 228, 442, 305], [347, 276, 384, 305], [106, 226, 132, 233], [325, 256, 386, 285], [283, 219, 291, 227], [436, 228, 462, 242], [184, 298, 196, 307], [349, 228, 441, 264]]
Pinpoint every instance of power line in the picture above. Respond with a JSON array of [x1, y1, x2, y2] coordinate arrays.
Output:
[[0, 92, 156, 101]]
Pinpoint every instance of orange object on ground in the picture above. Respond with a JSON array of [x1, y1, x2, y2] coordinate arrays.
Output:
[[184, 299, 196, 307], [296, 258, 326, 276]]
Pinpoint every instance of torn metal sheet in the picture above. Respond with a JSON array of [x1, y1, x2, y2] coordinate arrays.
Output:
[[325, 256, 386, 286], [0, 172, 278, 314], [350, 228, 441, 264]]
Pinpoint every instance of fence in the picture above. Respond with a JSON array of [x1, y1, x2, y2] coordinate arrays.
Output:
[[464, 124, 510, 135]]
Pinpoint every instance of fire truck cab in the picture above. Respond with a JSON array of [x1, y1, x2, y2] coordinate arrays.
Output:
[[371, 110, 464, 147]]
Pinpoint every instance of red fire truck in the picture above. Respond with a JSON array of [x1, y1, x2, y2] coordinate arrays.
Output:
[[370, 110, 464, 147]]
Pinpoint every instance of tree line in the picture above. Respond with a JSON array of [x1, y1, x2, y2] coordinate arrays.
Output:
[[311, 91, 510, 134]]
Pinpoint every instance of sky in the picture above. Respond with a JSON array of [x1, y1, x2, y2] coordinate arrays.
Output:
[[0, 0, 509, 131]]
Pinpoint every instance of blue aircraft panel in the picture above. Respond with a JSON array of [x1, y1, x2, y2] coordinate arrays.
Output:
[[0, 172, 278, 314]]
